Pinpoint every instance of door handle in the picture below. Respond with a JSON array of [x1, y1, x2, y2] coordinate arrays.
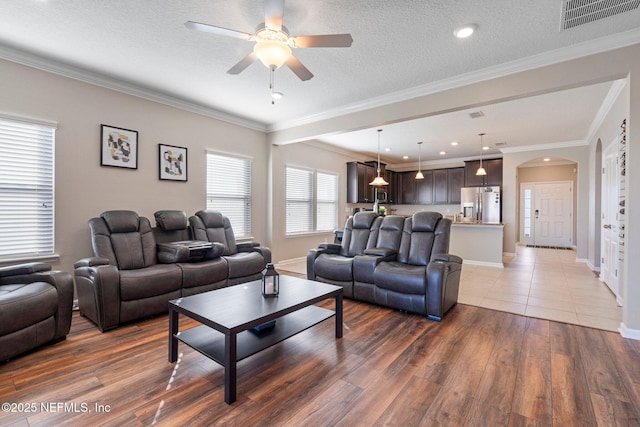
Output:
[[603, 224, 611, 229]]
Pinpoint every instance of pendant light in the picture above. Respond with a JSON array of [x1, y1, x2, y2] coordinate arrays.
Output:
[[415, 141, 424, 180], [476, 133, 487, 176], [370, 129, 389, 186]]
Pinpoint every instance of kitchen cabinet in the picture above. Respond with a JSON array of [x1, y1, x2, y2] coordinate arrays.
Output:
[[435, 168, 464, 204], [399, 170, 433, 204], [433, 169, 448, 204], [464, 158, 503, 187], [347, 161, 389, 203], [447, 168, 464, 204]]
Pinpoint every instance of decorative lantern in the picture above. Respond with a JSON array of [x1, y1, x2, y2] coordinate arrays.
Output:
[[261, 263, 279, 297]]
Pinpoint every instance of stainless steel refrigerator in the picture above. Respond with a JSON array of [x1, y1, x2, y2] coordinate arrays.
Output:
[[460, 186, 501, 224]]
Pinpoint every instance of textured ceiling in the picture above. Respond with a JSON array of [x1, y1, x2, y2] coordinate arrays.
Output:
[[1, 1, 639, 162]]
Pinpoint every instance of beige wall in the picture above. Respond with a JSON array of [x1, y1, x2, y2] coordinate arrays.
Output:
[[0, 59, 268, 275], [270, 141, 359, 263]]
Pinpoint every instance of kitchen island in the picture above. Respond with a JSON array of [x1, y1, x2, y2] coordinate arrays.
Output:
[[450, 222, 504, 268]]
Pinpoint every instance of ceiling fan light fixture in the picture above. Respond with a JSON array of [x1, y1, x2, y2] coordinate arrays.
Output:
[[253, 39, 292, 69]]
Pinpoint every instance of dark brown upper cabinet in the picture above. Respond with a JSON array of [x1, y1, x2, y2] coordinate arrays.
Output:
[[464, 158, 503, 187]]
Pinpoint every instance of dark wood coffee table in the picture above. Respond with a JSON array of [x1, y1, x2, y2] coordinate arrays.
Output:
[[168, 276, 343, 404]]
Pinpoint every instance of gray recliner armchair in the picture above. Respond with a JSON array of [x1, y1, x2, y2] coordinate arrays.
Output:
[[0, 262, 73, 361]]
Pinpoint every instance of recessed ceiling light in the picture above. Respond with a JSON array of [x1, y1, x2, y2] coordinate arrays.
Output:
[[402, 155, 409, 160], [451, 141, 459, 146], [384, 147, 391, 152], [544, 157, 551, 162], [483, 146, 490, 151], [271, 91, 284, 100], [440, 151, 446, 155], [454, 24, 477, 39]]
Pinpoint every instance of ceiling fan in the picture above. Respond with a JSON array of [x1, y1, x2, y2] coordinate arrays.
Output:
[[185, 0, 353, 82]]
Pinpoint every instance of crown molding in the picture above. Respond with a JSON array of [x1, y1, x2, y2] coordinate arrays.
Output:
[[269, 28, 640, 132], [0, 44, 268, 132], [583, 78, 627, 143], [499, 140, 587, 154]]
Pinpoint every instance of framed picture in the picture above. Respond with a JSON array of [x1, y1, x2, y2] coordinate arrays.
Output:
[[101, 124, 138, 169], [159, 144, 188, 181]]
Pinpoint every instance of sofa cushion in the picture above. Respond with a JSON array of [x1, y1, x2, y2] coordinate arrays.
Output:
[[225, 252, 265, 279], [119, 264, 182, 301], [179, 257, 228, 289], [374, 262, 427, 294], [0, 282, 58, 335], [315, 254, 355, 282]]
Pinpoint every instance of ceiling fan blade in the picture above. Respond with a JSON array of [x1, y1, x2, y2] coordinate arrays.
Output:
[[285, 56, 314, 81], [227, 52, 258, 74], [264, 0, 285, 31], [292, 34, 353, 48], [184, 21, 253, 41]]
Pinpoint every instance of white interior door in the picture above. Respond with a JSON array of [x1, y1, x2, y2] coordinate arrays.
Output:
[[519, 181, 573, 247], [534, 182, 573, 247], [601, 141, 619, 296]]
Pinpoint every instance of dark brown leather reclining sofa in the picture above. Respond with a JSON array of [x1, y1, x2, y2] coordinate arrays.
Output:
[[307, 211, 462, 321], [74, 209, 271, 331]]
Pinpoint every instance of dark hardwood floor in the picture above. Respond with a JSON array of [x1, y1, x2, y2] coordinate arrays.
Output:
[[2, 274, 640, 426]]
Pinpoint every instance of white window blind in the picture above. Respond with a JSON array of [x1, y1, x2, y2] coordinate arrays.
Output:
[[206, 152, 252, 238], [0, 117, 55, 259], [286, 167, 313, 234], [317, 172, 338, 231]]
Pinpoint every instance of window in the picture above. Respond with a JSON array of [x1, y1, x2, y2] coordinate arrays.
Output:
[[316, 172, 338, 231], [286, 167, 313, 234], [0, 116, 55, 259], [206, 152, 252, 238], [285, 166, 338, 234]]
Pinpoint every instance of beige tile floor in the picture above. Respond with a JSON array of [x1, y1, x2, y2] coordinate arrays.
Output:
[[459, 245, 622, 332], [278, 245, 622, 332]]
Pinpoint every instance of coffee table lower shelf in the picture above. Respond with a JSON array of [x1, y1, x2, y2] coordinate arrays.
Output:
[[174, 305, 334, 364]]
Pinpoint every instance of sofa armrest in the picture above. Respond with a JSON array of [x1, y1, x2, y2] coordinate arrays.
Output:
[[237, 243, 272, 264], [431, 253, 463, 264], [426, 255, 463, 321], [364, 247, 397, 258], [237, 241, 260, 250], [74, 257, 110, 269], [74, 262, 121, 332], [306, 243, 343, 280], [35, 269, 74, 339], [318, 243, 342, 252], [0, 262, 51, 279]]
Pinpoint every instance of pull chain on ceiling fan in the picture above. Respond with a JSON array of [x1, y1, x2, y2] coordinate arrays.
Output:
[[185, 0, 353, 90]]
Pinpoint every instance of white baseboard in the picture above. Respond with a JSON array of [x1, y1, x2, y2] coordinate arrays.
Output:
[[619, 323, 640, 340], [503, 252, 516, 257], [276, 257, 306, 266], [463, 259, 504, 269], [586, 260, 600, 272]]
